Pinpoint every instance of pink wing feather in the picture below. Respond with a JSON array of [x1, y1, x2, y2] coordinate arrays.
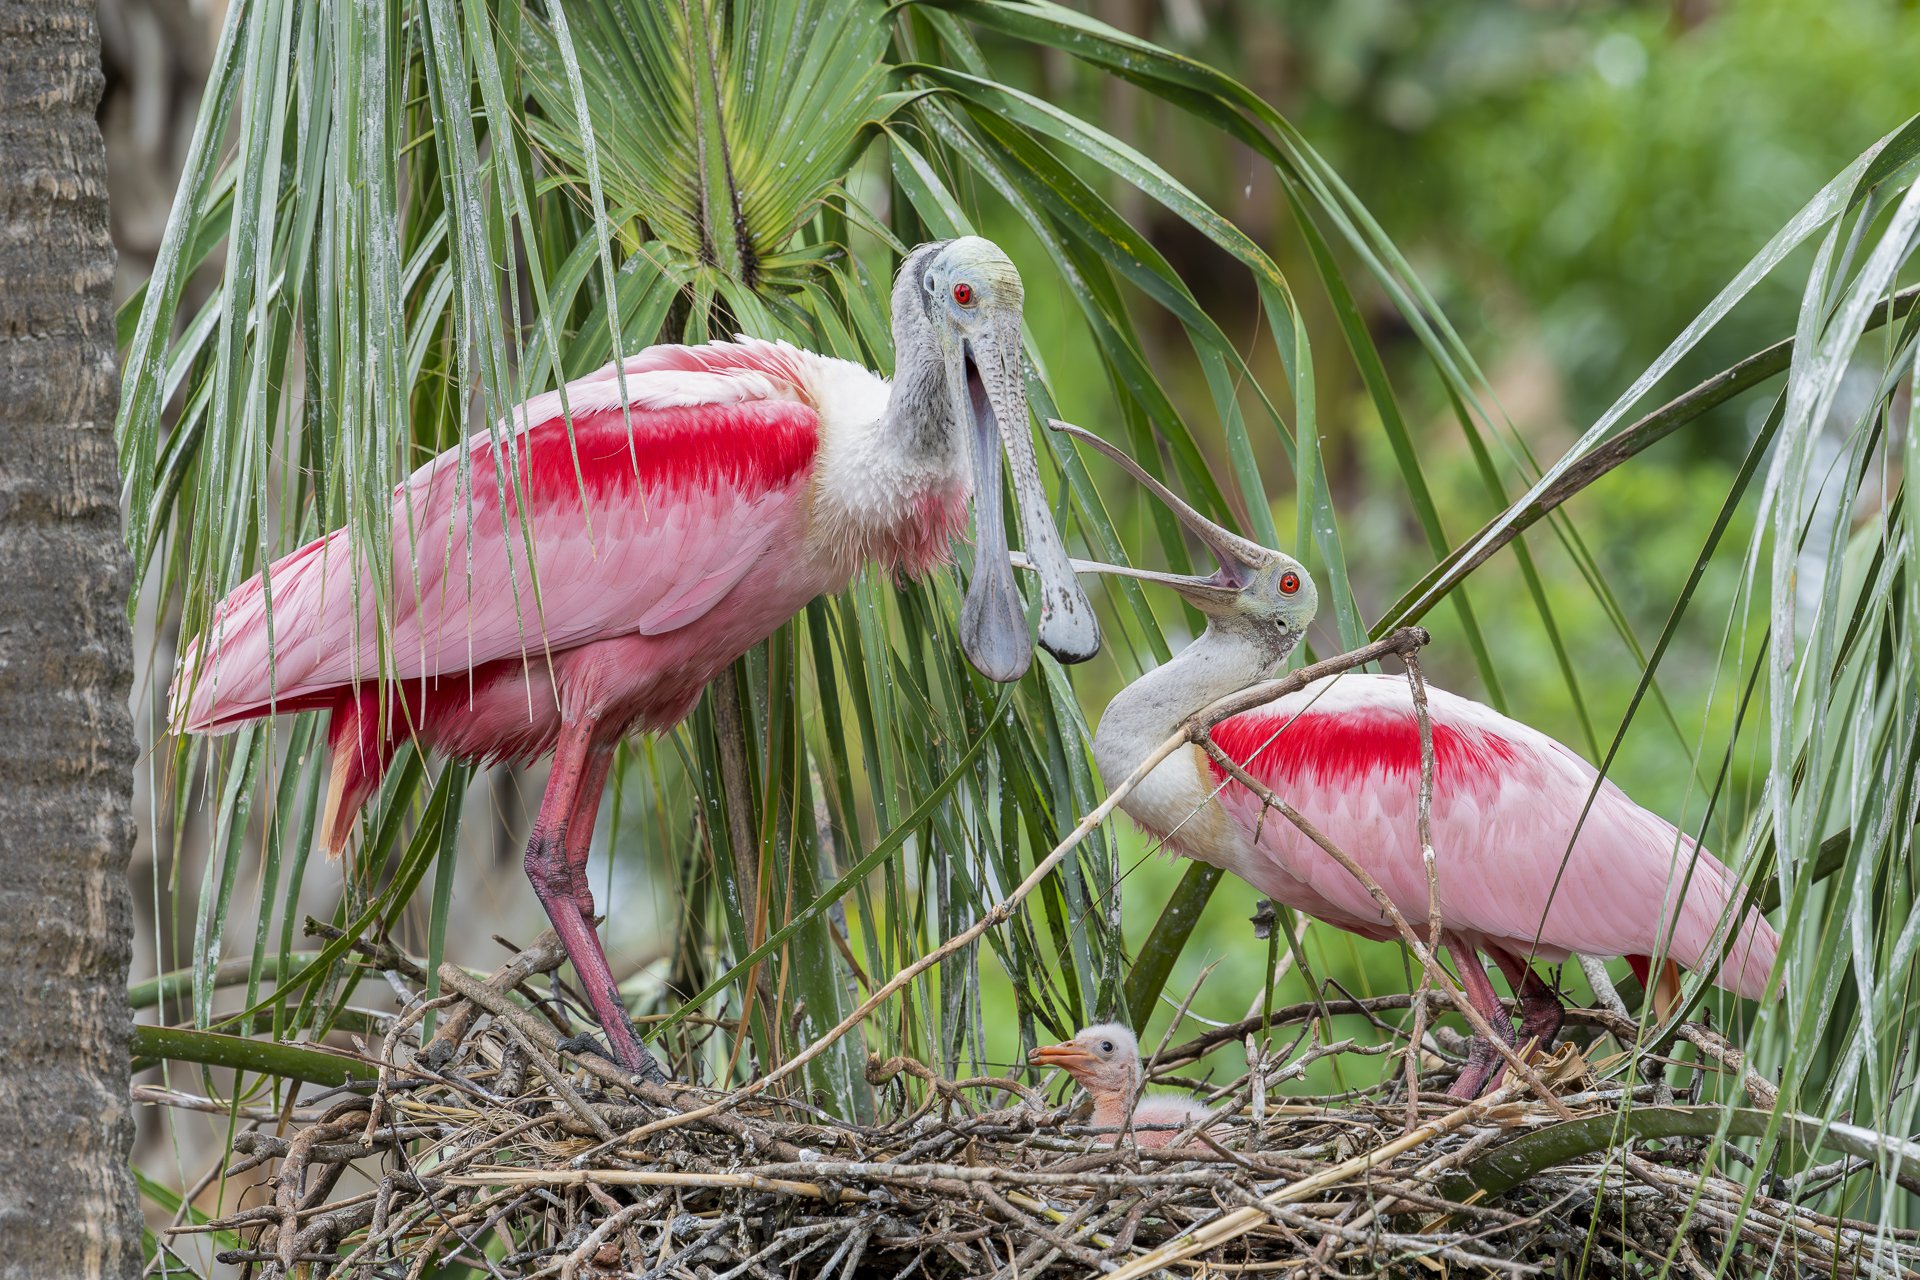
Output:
[[174, 340, 823, 732], [1207, 673, 1778, 999]]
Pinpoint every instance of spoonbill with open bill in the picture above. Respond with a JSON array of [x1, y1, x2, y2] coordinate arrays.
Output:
[[1032, 423, 1779, 1099], [170, 239, 1100, 1083]]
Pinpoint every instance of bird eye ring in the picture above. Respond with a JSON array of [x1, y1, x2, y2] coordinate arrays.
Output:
[[952, 282, 975, 306], [1280, 571, 1300, 595]]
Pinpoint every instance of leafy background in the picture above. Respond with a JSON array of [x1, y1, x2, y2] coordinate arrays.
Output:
[[103, 0, 1920, 1268]]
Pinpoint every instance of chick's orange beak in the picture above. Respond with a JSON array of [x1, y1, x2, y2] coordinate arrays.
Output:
[[1029, 1042, 1096, 1076]]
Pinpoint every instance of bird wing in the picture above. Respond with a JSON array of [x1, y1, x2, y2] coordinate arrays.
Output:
[[175, 341, 830, 730], [1209, 674, 1777, 996]]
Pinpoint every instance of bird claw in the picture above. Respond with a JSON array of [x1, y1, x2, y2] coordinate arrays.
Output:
[[556, 1033, 615, 1063], [581, 1025, 673, 1084]]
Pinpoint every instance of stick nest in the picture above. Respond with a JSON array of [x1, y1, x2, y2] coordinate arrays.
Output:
[[178, 933, 1915, 1279]]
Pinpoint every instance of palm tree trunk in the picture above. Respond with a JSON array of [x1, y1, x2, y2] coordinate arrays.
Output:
[[0, 2, 142, 1274]]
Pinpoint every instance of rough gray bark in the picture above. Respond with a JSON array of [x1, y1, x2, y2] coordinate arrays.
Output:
[[0, 2, 142, 1276]]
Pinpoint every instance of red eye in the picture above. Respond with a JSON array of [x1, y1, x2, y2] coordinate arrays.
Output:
[[952, 282, 974, 306], [1280, 571, 1300, 595]]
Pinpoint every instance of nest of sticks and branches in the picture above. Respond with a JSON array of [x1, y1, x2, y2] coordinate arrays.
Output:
[[165, 924, 1920, 1280], [161, 634, 1920, 1279]]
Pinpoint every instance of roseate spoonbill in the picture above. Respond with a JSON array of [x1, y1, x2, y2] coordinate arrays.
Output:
[[170, 238, 1100, 1083], [1030, 1023, 1208, 1146], [1036, 424, 1780, 1099]]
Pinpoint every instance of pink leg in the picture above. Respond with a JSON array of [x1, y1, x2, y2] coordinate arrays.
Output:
[[1489, 947, 1564, 1051], [1443, 937, 1516, 1101], [1477, 947, 1564, 1094], [563, 744, 617, 923], [524, 722, 668, 1083]]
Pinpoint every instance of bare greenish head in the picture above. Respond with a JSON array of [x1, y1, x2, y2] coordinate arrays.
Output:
[[893, 238, 1100, 682]]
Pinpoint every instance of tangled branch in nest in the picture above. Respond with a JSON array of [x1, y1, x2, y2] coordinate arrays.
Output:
[[159, 934, 1919, 1279]]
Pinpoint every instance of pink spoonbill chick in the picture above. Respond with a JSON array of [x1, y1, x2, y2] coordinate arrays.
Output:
[[1031, 423, 1780, 1100], [169, 239, 1101, 1084], [1029, 1023, 1208, 1147]]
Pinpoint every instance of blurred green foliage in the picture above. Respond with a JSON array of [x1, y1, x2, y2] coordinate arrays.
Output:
[[1278, 0, 1920, 431]]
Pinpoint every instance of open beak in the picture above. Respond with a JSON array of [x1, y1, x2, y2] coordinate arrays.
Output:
[[1029, 1041, 1096, 1075], [953, 328, 1101, 682], [1018, 420, 1279, 613]]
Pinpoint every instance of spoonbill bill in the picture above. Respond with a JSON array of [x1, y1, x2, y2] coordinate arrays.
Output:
[[170, 239, 1100, 1083], [1040, 424, 1779, 1099], [1030, 1023, 1208, 1146]]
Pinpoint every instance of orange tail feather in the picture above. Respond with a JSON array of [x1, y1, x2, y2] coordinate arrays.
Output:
[[1624, 954, 1686, 1021], [321, 688, 398, 856]]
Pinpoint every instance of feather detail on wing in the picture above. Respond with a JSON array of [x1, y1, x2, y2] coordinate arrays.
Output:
[[1205, 673, 1779, 1000], [173, 341, 825, 732]]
